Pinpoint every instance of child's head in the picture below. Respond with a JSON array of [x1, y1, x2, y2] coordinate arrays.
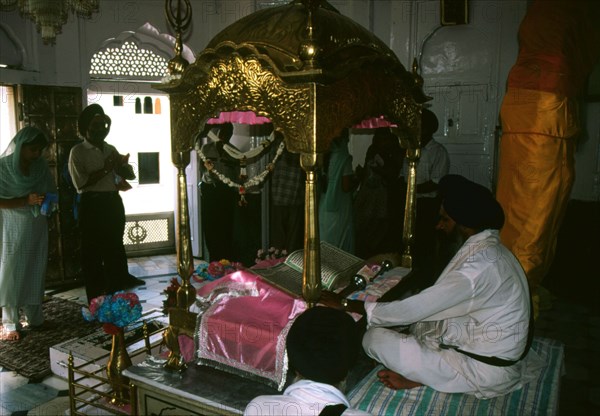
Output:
[[286, 306, 360, 385]]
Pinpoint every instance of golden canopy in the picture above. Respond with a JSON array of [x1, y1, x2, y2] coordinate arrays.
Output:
[[156, 0, 428, 368]]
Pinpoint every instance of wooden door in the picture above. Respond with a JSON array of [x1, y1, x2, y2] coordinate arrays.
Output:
[[15, 85, 83, 288]]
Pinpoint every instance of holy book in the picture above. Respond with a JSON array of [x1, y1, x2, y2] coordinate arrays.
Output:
[[251, 241, 364, 296]]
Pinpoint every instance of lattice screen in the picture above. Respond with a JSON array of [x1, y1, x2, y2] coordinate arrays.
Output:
[[124, 212, 175, 256], [90, 41, 168, 79]]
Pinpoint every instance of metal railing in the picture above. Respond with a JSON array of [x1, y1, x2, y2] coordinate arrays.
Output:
[[67, 320, 165, 415]]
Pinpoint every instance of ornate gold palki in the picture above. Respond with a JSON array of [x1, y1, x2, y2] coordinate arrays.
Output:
[[156, 0, 428, 370]]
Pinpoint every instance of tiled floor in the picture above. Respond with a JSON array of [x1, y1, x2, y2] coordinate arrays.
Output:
[[1, 253, 599, 415]]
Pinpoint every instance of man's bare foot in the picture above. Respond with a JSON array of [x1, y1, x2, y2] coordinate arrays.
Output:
[[377, 369, 423, 390], [0, 328, 21, 341]]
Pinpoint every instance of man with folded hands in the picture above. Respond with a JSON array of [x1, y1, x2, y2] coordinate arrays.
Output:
[[69, 104, 144, 302]]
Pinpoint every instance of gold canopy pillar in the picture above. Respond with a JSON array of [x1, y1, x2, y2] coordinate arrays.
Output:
[[173, 150, 195, 309], [401, 147, 420, 268], [300, 152, 321, 305]]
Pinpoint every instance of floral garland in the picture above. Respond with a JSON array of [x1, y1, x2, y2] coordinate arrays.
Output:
[[208, 131, 276, 161], [198, 141, 285, 206], [82, 291, 142, 335]]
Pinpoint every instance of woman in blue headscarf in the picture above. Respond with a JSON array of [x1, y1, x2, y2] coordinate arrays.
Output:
[[0, 126, 55, 341]]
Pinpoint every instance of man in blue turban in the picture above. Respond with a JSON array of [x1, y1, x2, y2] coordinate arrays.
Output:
[[322, 175, 541, 399], [69, 104, 143, 303]]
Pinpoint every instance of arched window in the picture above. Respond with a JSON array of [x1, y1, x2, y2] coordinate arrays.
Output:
[[88, 22, 193, 82], [90, 41, 168, 80]]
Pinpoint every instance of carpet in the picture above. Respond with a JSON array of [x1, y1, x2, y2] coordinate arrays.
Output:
[[0, 297, 101, 381]]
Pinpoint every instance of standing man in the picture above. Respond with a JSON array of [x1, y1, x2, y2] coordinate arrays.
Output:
[[322, 175, 539, 399], [198, 123, 237, 262], [68, 104, 143, 302], [269, 134, 305, 254], [496, 0, 600, 317]]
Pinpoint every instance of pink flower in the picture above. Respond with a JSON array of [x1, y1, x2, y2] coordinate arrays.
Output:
[[208, 262, 225, 278], [113, 291, 140, 307], [88, 295, 107, 316]]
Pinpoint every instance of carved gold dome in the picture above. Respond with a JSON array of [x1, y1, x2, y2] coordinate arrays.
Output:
[[205, 0, 401, 79], [158, 0, 426, 155]]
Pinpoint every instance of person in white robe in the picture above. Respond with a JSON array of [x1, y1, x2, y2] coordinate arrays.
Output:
[[244, 306, 371, 416], [322, 174, 543, 399], [0, 126, 56, 341]]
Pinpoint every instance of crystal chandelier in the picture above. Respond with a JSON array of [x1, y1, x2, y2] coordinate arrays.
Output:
[[0, 0, 99, 44]]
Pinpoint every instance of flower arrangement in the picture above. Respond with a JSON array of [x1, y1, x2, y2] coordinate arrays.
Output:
[[82, 291, 142, 335], [255, 247, 288, 264], [162, 277, 181, 315], [195, 259, 243, 281], [253, 247, 288, 269]]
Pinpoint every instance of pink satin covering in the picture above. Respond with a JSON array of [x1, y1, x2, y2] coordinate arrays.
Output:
[[352, 116, 397, 129], [206, 111, 396, 129], [251, 257, 286, 269], [189, 270, 307, 388], [178, 334, 196, 363], [207, 111, 272, 125]]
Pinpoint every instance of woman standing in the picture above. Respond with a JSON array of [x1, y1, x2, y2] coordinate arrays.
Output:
[[0, 126, 55, 341]]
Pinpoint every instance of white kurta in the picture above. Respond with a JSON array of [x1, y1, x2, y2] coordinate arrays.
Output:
[[244, 380, 372, 416], [363, 229, 544, 398], [68, 140, 119, 193], [402, 138, 450, 198]]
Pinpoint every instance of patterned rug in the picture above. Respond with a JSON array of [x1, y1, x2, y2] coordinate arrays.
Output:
[[0, 297, 101, 381]]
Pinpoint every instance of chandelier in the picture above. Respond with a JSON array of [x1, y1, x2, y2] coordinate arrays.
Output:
[[0, 0, 99, 44]]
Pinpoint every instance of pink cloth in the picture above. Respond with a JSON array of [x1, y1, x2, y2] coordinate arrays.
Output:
[[207, 111, 396, 129], [251, 257, 286, 269], [193, 270, 307, 389], [352, 116, 397, 129], [178, 334, 195, 363], [207, 111, 272, 125]]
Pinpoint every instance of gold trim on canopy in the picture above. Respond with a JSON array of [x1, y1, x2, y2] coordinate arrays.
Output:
[[156, 0, 428, 370]]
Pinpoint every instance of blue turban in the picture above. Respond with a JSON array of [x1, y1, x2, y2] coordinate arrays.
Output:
[[439, 174, 505, 230], [78, 104, 105, 136]]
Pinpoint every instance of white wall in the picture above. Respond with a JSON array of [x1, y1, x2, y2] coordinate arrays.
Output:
[[1, 0, 599, 201]]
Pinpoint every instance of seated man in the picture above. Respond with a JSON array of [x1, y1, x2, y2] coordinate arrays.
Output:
[[244, 306, 371, 416], [322, 175, 540, 399]]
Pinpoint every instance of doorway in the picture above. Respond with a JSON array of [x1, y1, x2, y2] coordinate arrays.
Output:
[[87, 83, 177, 256]]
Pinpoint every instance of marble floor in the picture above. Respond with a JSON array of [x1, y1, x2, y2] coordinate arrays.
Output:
[[1, 253, 599, 415]]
